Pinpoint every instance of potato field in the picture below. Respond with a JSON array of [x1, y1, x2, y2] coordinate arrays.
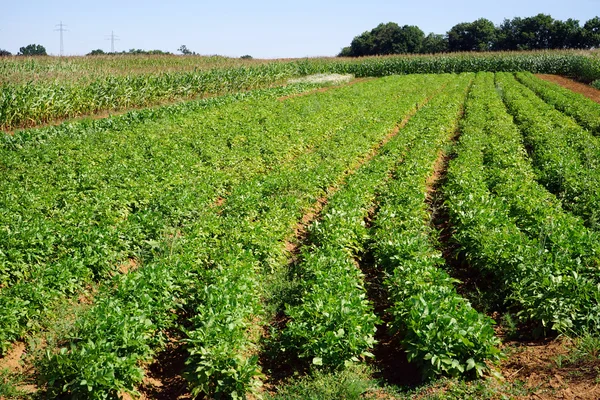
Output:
[[1, 52, 600, 399]]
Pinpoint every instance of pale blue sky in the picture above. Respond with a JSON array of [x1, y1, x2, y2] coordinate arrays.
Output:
[[2, 0, 599, 58]]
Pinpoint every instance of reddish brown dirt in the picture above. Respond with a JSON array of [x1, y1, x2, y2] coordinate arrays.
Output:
[[118, 258, 140, 275], [497, 337, 600, 400], [536, 74, 600, 104], [276, 78, 374, 101], [0, 343, 26, 373], [0, 342, 38, 396], [135, 338, 192, 400]]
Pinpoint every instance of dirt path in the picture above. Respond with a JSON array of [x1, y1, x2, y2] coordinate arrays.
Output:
[[536, 74, 600, 104]]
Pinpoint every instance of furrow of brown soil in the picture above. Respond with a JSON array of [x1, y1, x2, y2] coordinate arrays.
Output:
[[536, 74, 600, 103]]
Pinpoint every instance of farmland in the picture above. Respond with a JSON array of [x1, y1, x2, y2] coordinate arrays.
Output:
[[1, 52, 600, 399]]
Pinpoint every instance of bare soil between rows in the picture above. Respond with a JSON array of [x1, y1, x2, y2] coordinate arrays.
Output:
[[536, 74, 600, 103]]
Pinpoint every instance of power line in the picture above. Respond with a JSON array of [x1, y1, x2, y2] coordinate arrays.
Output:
[[54, 21, 68, 56], [105, 31, 120, 53]]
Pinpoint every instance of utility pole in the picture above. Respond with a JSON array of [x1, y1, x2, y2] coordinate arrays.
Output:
[[105, 31, 120, 53], [55, 21, 68, 56]]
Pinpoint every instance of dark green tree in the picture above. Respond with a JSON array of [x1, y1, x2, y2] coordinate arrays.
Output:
[[551, 19, 584, 49], [517, 14, 555, 49], [348, 30, 376, 56], [421, 33, 448, 53], [18, 44, 47, 56], [448, 18, 496, 51], [87, 49, 105, 55], [342, 22, 424, 56], [0, 49, 11, 56], [583, 17, 600, 48], [338, 46, 352, 57], [178, 44, 193, 55]]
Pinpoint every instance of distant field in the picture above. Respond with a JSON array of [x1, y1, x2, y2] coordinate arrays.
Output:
[[1, 69, 600, 399], [1, 50, 600, 131]]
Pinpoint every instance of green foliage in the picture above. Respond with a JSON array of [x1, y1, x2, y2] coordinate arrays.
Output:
[[2, 51, 600, 130], [583, 17, 600, 48], [17, 44, 47, 56], [266, 365, 376, 400], [87, 49, 105, 56], [497, 72, 600, 231], [178, 44, 193, 55], [372, 74, 501, 379], [422, 33, 449, 54], [0, 49, 11, 57], [0, 83, 321, 354], [33, 77, 438, 398], [282, 74, 451, 370], [448, 18, 497, 52], [515, 71, 600, 135], [445, 72, 600, 335], [341, 22, 425, 56]]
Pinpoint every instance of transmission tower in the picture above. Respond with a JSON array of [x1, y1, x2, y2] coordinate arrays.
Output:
[[55, 21, 68, 56], [105, 31, 120, 53]]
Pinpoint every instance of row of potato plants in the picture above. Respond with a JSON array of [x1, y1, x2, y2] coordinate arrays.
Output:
[[279, 77, 449, 369], [369, 73, 501, 378], [496, 72, 600, 232], [445, 72, 600, 334], [37, 76, 448, 399], [514, 71, 600, 135], [181, 75, 455, 398], [0, 83, 345, 353]]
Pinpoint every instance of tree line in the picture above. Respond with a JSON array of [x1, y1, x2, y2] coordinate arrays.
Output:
[[339, 14, 600, 56]]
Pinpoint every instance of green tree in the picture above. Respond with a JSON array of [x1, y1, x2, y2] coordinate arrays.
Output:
[[583, 17, 600, 48], [0, 49, 11, 56], [18, 44, 47, 56], [551, 19, 584, 49], [87, 49, 105, 56], [421, 33, 448, 53], [348, 30, 376, 56], [178, 44, 192, 55], [343, 22, 424, 56], [448, 18, 496, 51], [516, 14, 555, 49], [338, 46, 352, 57]]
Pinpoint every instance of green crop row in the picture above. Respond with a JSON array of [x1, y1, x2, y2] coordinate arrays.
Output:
[[280, 75, 450, 370], [515, 72, 600, 135], [496, 72, 600, 231], [445, 72, 600, 334], [370, 73, 501, 379], [37, 76, 434, 399], [2, 51, 600, 131], [0, 83, 342, 354], [0, 62, 305, 130]]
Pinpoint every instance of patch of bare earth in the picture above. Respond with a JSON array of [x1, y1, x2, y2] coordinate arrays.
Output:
[[134, 337, 192, 400], [0, 343, 38, 396], [536, 74, 600, 104], [118, 257, 140, 275], [498, 337, 600, 400]]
